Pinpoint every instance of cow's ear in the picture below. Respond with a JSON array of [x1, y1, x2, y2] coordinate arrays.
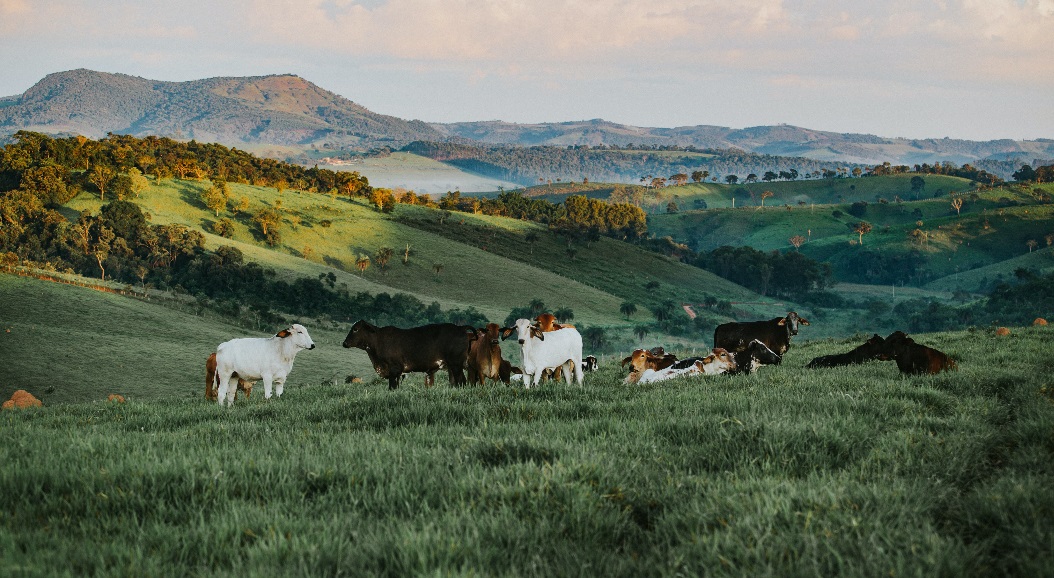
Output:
[[532, 328, 545, 341], [799, 318, 810, 325], [276, 329, 292, 338], [620, 356, 632, 368], [777, 318, 786, 326], [466, 328, 479, 341], [500, 327, 515, 340]]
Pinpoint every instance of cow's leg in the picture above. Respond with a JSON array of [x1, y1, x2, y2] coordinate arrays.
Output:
[[263, 375, 274, 399], [424, 371, 435, 387], [450, 367, 466, 387], [389, 372, 401, 390], [274, 376, 285, 398], [573, 360, 583, 386], [224, 377, 238, 406], [562, 361, 573, 385], [216, 371, 232, 406]]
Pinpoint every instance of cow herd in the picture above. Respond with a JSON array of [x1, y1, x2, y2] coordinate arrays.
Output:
[[204, 311, 956, 406]]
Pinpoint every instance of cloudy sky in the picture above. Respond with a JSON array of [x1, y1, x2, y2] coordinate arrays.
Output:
[[2, 0, 1052, 141]]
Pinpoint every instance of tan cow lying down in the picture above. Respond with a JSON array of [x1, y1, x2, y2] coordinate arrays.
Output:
[[205, 352, 254, 402], [622, 348, 679, 383], [636, 349, 737, 384]]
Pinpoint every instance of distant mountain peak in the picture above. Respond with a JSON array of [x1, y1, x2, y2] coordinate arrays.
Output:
[[0, 68, 442, 147]]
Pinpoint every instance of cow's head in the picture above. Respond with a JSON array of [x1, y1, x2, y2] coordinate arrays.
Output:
[[779, 311, 810, 335], [342, 320, 375, 349], [279, 323, 316, 350], [513, 318, 544, 345], [627, 349, 652, 373], [535, 313, 557, 332], [481, 323, 503, 345], [857, 334, 889, 360], [881, 331, 914, 358], [701, 347, 737, 374]]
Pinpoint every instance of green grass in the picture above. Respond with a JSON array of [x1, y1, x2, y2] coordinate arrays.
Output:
[[3, 273, 1053, 576], [0, 274, 374, 405]]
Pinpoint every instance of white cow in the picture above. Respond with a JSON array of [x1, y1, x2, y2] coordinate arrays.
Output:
[[213, 324, 316, 406], [510, 318, 583, 388]]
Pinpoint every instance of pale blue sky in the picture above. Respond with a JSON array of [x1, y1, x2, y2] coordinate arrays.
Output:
[[2, 0, 1052, 141]]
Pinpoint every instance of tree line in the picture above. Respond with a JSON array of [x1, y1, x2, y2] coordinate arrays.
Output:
[[403, 141, 863, 187], [0, 130, 371, 203]]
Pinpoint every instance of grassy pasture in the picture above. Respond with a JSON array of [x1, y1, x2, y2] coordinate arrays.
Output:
[[2, 274, 1053, 576]]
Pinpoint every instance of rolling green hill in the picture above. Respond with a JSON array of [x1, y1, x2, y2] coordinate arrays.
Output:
[[61, 176, 764, 331]]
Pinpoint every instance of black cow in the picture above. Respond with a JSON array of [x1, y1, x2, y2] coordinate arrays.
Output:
[[730, 339, 783, 374], [342, 320, 473, 389], [714, 311, 810, 356], [807, 334, 888, 369], [582, 355, 599, 372]]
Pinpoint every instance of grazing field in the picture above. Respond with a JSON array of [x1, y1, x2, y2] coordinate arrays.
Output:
[[2, 274, 1053, 576]]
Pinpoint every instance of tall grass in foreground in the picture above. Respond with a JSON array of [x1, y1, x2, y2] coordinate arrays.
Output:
[[2, 327, 1053, 577]]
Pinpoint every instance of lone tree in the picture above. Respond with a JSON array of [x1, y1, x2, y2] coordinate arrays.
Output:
[[853, 221, 873, 245], [951, 197, 963, 216], [789, 235, 806, 251], [910, 176, 926, 199], [525, 230, 540, 254], [620, 301, 638, 319], [1027, 239, 1038, 253], [375, 246, 393, 273], [760, 190, 774, 208], [634, 324, 650, 342], [355, 254, 371, 275]]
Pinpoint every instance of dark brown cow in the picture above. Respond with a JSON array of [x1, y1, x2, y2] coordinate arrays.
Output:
[[881, 331, 957, 375], [714, 311, 809, 356], [467, 323, 515, 385], [807, 334, 888, 369], [342, 320, 473, 389]]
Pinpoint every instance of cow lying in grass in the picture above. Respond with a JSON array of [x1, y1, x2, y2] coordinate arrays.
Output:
[[635, 349, 737, 384], [213, 324, 316, 406], [881, 331, 957, 375], [730, 340, 783, 375], [807, 334, 888, 369]]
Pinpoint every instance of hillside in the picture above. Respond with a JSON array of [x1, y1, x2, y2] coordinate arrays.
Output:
[[0, 69, 442, 147], [643, 177, 1054, 294], [433, 119, 1054, 168], [58, 176, 770, 332]]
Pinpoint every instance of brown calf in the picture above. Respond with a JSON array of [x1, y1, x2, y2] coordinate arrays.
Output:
[[467, 323, 515, 385], [205, 352, 254, 401], [621, 348, 679, 383]]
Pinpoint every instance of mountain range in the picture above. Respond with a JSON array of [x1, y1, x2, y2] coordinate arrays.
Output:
[[2, 69, 1052, 167]]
